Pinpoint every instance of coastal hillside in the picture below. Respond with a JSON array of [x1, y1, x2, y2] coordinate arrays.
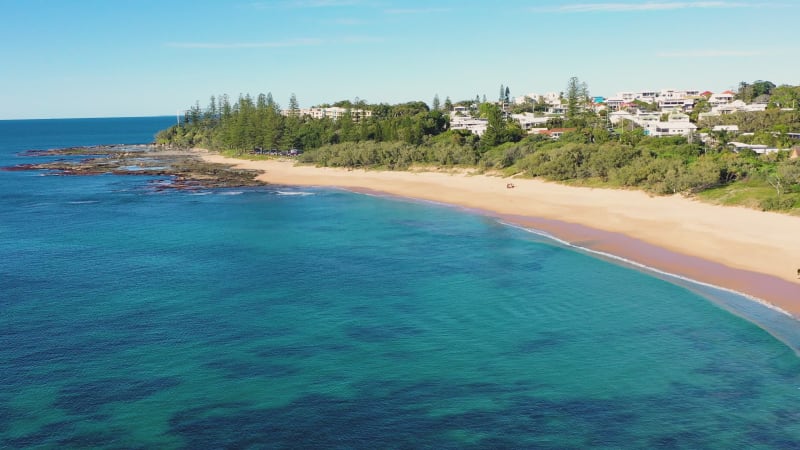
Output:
[[158, 81, 800, 213]]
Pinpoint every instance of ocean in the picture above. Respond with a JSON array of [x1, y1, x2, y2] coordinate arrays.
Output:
[[1, 117, 799, 448]]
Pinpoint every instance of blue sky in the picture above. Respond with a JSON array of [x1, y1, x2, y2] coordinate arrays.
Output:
[[1, 0, 797, 119]]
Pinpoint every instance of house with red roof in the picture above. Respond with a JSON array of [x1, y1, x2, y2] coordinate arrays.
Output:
[[536, 128, 577, 140], [709, 90, 735, 106]]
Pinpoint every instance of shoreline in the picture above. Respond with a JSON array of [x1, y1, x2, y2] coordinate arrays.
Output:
[[198, 149, 800, 319]]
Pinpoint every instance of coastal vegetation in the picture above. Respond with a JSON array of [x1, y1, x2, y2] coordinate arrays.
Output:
[[157, 80, 800, 213]]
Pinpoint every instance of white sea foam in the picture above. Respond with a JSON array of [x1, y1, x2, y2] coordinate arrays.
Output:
[[67, 200, 99, 205], [276, 191, 314, 196], [219, 191, 243, 196], [498, 220, 794, 319]]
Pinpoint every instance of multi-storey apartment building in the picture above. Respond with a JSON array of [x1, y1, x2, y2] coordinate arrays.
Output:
[[285, 107, 373, 122]]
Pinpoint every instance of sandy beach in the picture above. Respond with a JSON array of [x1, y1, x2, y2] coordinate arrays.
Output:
[[199, 150, 800, 318]]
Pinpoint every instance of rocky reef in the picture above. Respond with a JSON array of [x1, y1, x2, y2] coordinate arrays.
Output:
[[4, 145, 265, 190]]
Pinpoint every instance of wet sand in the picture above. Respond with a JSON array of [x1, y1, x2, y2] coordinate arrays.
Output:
[[198, 150, 800, 318]]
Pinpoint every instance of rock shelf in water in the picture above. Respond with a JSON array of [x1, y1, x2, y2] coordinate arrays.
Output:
[[4, 145, 265, 190]]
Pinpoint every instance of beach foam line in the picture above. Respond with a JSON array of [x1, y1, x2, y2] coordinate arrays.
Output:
[[498, 219, 800, 354], [499, 220, 793, 318], [275, 190, 314, 196]]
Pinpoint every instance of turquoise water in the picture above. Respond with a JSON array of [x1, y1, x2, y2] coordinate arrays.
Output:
[[1, 118, 799, 448]]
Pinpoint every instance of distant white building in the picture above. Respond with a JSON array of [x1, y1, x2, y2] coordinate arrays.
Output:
[[608, 110, 634, 125], [449, 112, 488, 136], [612, 90, 658, 103], [546, 105, 567, 115], [659, 89, 701, 99], [643, 114, 697, 136], [743, 103, 768, 112], [604, 97, 626, 111], [708, 91, 735, 106], [511, 113, 551, 131], [667, 112, 691, 122], [728, 142, 780, 154], [517, 92, 561, 106], [289, 107, 372, 122], [712, 125, 740, 133], [634, 110, 661, 125], [657, 98, 695, 112], [535, 128, 577, 140], [700, 99, 769, 120]]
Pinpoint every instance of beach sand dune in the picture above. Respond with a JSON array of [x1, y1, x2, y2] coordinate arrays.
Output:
[[199, 151, 800, 317]]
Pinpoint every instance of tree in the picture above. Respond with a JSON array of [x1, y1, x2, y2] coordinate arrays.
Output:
[[188, 101, 201, 126], [689, 98, 710, 122], [432, 94, 441, 111], [565, 76, 584, 123], [767, 162, 800, 196], [204, 95, 218, 126], [738, 80, 775, 103], [580, 82, 589, 104], [444, 96, 453, 112], [478, 103, 522, 150], [288, 93, 300, 116], [480, 103, 505, 149], [752, 80, 776, 98], [338, 110, 356, 142], [769, 85, 800, 109], [737, 81, 753, 103]]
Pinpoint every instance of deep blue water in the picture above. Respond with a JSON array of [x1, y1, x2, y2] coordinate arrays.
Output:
[[1, 117, 799, 448]]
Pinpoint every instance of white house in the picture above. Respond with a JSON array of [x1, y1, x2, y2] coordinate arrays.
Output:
[[511, 113, 551, 131], [535, 128, 577, 140], [712, 125, 740, 133], [450, 114, 488, 136], [546, 105, 567, 115], [608, 110, 634, 125], [708, 91, 735, 106], [634, 111, 661, 125], [743, 103, 768, 112], [605, 97, 626, 111], [515, 92, 561, 106], [644, 120, 697, 137], [728, 142, 780, 154], [658, 98, 695, 112], [706, 100, 769, 116], [667, 112, 691, 122]]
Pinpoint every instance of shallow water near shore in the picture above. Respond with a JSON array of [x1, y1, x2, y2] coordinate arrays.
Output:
[[2, 118, 800, 448]]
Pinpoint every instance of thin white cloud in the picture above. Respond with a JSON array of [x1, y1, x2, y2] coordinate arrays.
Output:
[[250, 0, 366, 8], [339, 35, 384, 44], [165, 38, 323, 49], [165, 36, 382, 49], [329, 17, 365, 25], [384, 8, 450, 14], [657, 49, 763, 57], [535, 2, 755, 13]]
